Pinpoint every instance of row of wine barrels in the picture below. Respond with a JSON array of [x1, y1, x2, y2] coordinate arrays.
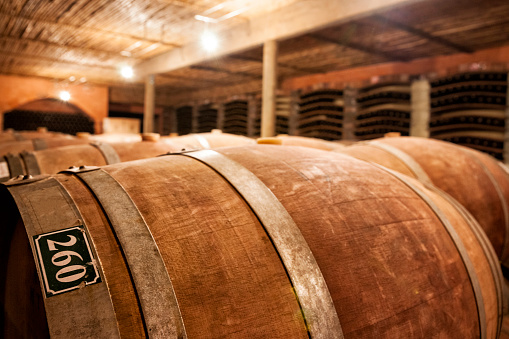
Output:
[[0, 137, 88, 159], [0, 131, 257, 180], [0, 127, 73, 143], [336, 136, 509, 269], [0, 140, 185, 180], [0, 145, 502, 338]]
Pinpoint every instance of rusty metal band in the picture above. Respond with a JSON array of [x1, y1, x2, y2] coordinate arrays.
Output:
[[181, 150, 343, 339], [4, 153, 24, 177], [424, 183, 503, 338], [90, 142, 121, 165], [4, 176, 120, 338], [367, 141, 433, 185], [20, 151, 41, 176], [32, 138, 48, 150], [373, 164, 486, 339], [192, 134, 211, 149], [72, 168, 187, 339]]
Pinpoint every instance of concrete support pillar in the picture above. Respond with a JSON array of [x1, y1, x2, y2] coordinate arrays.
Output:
[[342, 86, 358, 141], [191, 104, 199, 133], [143, 74, 155, 133], [216, 102, 225, 131], [247, 95, 258, 138], [261, 40, 278, 138], [288, 90, 300, 136], [410, 78, 431, 138]]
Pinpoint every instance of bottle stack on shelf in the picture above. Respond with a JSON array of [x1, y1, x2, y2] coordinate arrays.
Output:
[[176, 106, 193, 136], [355, 82, 411, 140], [4, 110, 95, 135], [429, 72, 507, 160], [297, 89, 343, 140], [197, 104, 218, 134], [275, 95, 290, 136], [252, 98, 261, 137], [223, 100, 249, 136]]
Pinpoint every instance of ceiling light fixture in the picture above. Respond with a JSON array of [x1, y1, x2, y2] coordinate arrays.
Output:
[[121, 66, 134, 79], [194, 15, 219, 24], [59, 91, 71, 102], [201, 31, 219, 52]]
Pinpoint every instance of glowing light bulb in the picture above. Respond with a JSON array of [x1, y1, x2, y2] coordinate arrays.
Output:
[[59, 91, 71, 101], [201, 31, 219, 52], [121, 66, 134, 79]]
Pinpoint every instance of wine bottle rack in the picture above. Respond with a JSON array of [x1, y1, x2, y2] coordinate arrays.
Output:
[[197, 104, 218, 133], [4, 110, 94, 135], [298, 89, 343, 140], [224, 100, 248, 135], [176, 105, 193, 136], [430, 71, 507, 160], [355, 82, 411, 140]]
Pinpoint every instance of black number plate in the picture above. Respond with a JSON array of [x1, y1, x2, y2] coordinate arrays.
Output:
[[33, 226, 101, 297]]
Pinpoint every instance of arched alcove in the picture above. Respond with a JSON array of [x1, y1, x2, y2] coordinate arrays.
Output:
[[4, 98, 94, 135]]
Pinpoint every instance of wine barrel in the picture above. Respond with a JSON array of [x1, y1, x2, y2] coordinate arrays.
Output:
[[79, 132, 143, 143], [257, 135, 345, 151], [0, 129, 76, 144], [0, 145, 502, 338], [163, 130, 255, 149], [0, 137, 87, 156], [0, 139, 190, 180], [337, 136, 509, 268]]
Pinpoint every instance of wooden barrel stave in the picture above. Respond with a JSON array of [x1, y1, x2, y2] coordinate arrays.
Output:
[[162, 132, 256, 150], [338, 137, 509, 264]]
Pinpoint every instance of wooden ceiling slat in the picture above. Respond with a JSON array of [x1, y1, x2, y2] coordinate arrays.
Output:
[[4, 0, 509, 97], [190, 65, 261, 79], [0, 11, 179, 50]]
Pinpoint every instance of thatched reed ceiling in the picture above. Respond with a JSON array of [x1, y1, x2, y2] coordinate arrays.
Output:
[[2, 0, 509, 102]]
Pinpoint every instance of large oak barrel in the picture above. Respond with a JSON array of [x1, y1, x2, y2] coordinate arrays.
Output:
[[78, 132, 143, 143], [337, 136, 509, 268], [163, 131, 255, 149], [257, 135, 345, 151], [0, 146, 502, 338]]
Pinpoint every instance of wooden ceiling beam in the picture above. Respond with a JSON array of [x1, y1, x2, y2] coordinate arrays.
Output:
[[189, 65, 262, 79], [307, 33, 411, 62], [372, 14, 474, 53], [228, 55, 316, 74], [157, 73, 227, 85], [136, 0, 424, 76]]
